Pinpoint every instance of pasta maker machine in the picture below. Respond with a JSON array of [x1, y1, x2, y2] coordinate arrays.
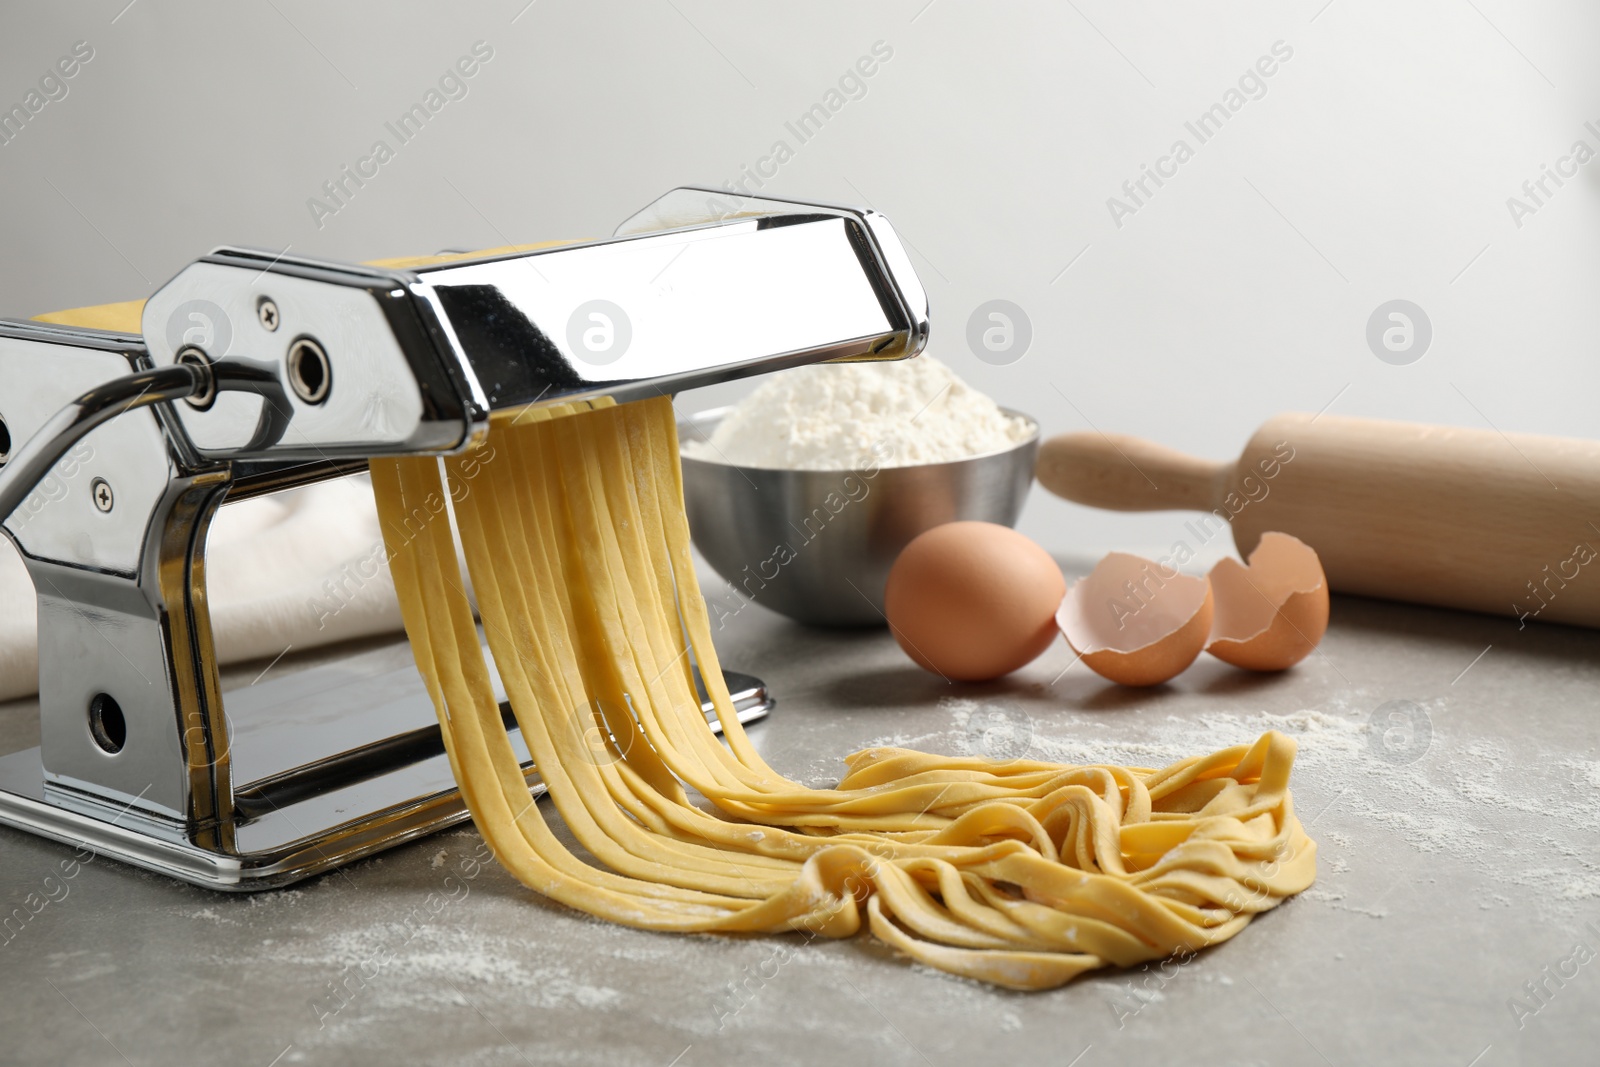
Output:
[[0, 188, 929, 890]]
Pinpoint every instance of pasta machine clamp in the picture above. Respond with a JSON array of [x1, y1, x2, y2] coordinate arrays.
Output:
[[0, 188, 930, 889]]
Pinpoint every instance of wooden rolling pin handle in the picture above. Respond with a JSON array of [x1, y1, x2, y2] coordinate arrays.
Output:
[[1036, 431, 1233, 513]]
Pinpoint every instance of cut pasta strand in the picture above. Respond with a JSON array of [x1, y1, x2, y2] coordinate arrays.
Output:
[[370, 396, 1316, 990]]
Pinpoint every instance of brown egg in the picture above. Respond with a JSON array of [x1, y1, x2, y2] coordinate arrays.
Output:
[[1206, 532, 1329, 671], [1055, 553, 1214, 687], [884, 522, 1066, 681]]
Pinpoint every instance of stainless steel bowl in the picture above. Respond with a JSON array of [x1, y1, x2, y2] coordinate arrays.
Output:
[[679, 407, 1039, 626]]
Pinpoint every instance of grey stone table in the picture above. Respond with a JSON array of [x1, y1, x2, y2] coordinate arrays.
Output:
[[2, 559, 1597, 1067]]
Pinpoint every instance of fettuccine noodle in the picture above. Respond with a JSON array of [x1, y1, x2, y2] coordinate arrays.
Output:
[[370, 396, 1315, 990]]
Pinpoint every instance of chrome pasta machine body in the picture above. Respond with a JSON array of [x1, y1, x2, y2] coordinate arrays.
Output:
[[0, 189, 929, 890]]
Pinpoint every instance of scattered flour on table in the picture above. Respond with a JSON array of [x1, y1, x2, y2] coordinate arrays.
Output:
[[1300, 887, 1390, 919], [682, 355, 1031, 469], [1562, 758, 1600, 790], [212, 920, 623, 1027]]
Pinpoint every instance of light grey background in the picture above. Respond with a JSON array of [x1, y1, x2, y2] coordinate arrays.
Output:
[[3, 5, 1600, 1067], [4, 0, 1597, 558]]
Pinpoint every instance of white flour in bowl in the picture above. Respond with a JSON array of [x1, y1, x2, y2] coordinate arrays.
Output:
[[682, 355, 1032, 470]]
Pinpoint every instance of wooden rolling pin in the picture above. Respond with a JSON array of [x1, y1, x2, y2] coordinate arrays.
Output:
[[1036, 413, 1600, 629]]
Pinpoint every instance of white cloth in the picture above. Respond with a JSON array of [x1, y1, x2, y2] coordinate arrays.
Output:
[[0, 477, 412, 702]]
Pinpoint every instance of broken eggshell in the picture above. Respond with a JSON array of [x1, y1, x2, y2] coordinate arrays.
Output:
[[1206, 531, 1329, 671], [1055, 553, 1214, 687]]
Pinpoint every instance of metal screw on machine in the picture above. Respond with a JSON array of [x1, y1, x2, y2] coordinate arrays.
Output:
[[256, 297, 280, 332], [90, 476, 113, 512]]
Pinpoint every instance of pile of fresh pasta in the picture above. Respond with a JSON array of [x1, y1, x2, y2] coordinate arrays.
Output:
[[370, 395, 1316, 990]]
